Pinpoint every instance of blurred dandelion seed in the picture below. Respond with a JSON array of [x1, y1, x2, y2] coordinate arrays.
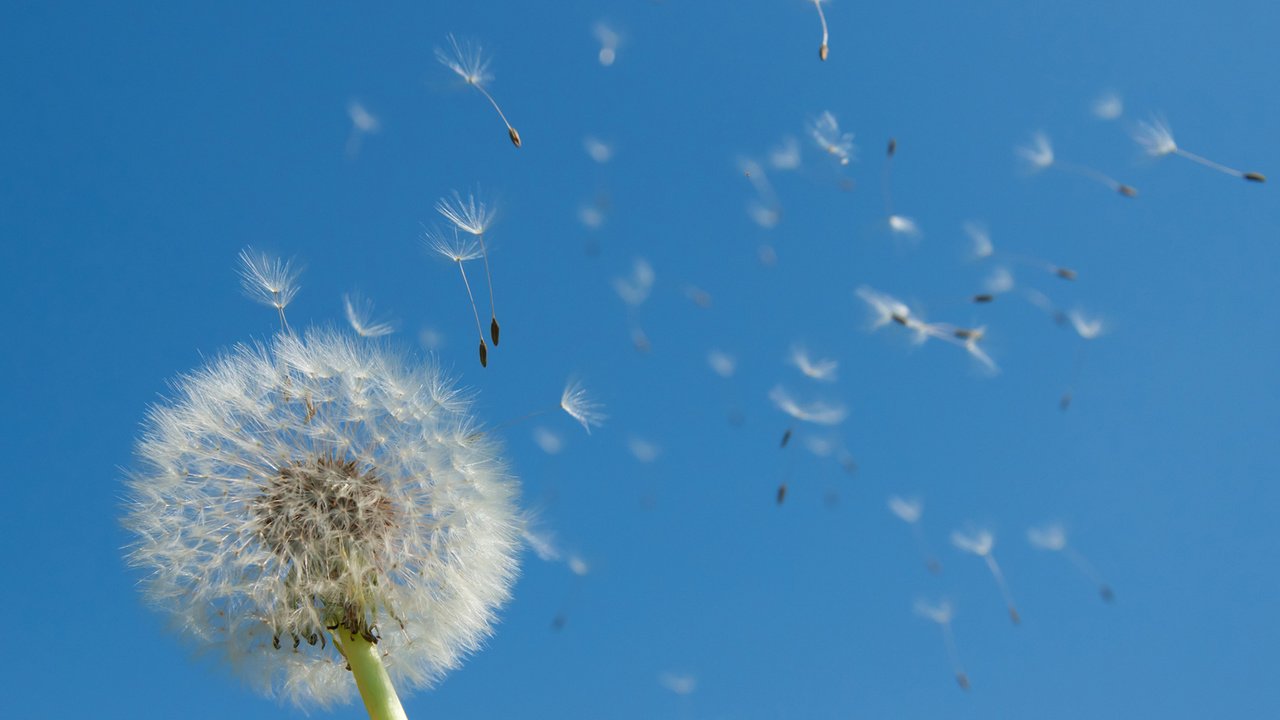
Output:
[[965, 221, 995, 260], [1133, 115, 1265, 182], [435, 34, 522, 148], [659, 672, 698, 696], [426, 226, 488, 367], [593, 22, 621, 66], [789, 344, 839, 382], [342, 292, 396, 338], [437, 190, 502, 347], [345, 100, 380, 159], [627, 436, 661, 463], [769, 135, 802, 171], [888, 496, 942, 574], [914, 598, 969, 690], [1018, 131, 1137, 197], [1092, 91, 1123, 120], [238, 248, 301, 332], [560, 378, 607, 434], [776, 482, 788, 505], [951, 528, 1021, 625], [532, 426, 564, 455], [1028, 523, 1114, 602], [768, 385, 848, 425], [780, 428, 793, 448], [123, 328, 522, 710], [583, 136, 614, 163], [809, 111, 855, 166], [810, 0, 830, 60], [707, 350, 737, 378]]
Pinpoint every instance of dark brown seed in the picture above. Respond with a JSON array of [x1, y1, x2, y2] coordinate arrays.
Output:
[[1118, 184, 1138, 197], [887, 138, 897, 158], [508, 127, 522, 148], [819, 43, 829, 61], [780, 428, 793, 448], [1060, 392, 1073, 411], [954, 328, 975, 340], [891, 313, 909, 326], [776, 483, 788, 505], [1008, 608, 1021, 625], [956, 673, 971, 691], [490, 317, 501, 346], [479, 340, 488, 368], [1244, 171, 1266, 183], [1055, 267, 1078, 281], [973, 294, 994, 303], [1100, 585, 1115, 603]]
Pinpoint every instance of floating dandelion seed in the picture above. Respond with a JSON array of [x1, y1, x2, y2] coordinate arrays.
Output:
[[583, 135, 614, 163], [809, 111, 855, 166], [435, 34, 521, 148], [769, 135, 802, 170], [984, 266, 1015, 296], [951, 527, 1021, 625], [789, 344, 839, 382], [659, 672, 698, 696], [532, 426, 564, 455], [345, 101, 380, 159], [888, 495, 942, 574], [427, 227, 489, 367], [521, 523, 562, 563], [1133, 115, 1265, 182], [741, 156, 783, 228], [561, 378, 607, 434], [567, 554, 590, 577], [776, 483, 788, 505], [1092, 91, 1124, 121], [768, 385, 848, 425], [810, 0, 831, 60], [613, 257, 655, 307], [684, 285, 713, 308], [780, 428, 793, 448], [855, 285, 911, 330], [628, 435, 661, 463], [592, 22, 621, 66], [707, 350, 737, 378], [123, 329, 522, 711], [882, 137, 922, 240], [914, 599, 969, 690], [1028, 523, 1114, 602], [887, 214, 922, 240], [965, 221, 994, 260], [1068, 309, 1104, 340], [238, 248, 301, 332], [1018, 131, 1137, 197], [953, 326, 998, 375], [437, 190, 502, 347], [342, 292, 396, 338], [1060, 309, 1105, 409]]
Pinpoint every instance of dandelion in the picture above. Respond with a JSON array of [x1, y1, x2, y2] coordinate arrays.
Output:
[[1028, 523, 1114, 602], [592, 22, 621, 66], [789, 344, 839, 382], [768, 385, 848, 425], [123, 329, 522, 713], [437, 190, 502, 348], [914, 598, 969, 690], [888, 495, 942, 574], [238, 248, 302, 332], [561, 378, 607, 434], [808, 111, 855, 166], [1018, 131, 1137, 197], [809, 0, 831, 60], [951, 527, 1021, 625], [345, 100, 380, 159], [426, 227, 489, 367], [342, 292, 396, 338], [1133, 115, 1264, 182], [1092, 91, 1123, 121], [435, 34, 522, 148]]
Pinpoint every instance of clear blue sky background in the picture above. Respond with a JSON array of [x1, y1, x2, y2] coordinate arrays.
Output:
[[3, 1, 1278, 718]]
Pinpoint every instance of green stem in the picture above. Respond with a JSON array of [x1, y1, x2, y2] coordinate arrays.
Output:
[[332, 627, 408, 720]]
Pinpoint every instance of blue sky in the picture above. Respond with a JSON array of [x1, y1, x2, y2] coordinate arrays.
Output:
[[2, 1, 1278, 718]]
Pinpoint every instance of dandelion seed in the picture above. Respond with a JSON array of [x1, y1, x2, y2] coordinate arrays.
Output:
[[1068, 310, 1104, 340], [613, 258, 655, 307], [954, 326, 998, 374], [532, 426, 564, 455], [984, 266, 1015, 296], [344, 100, 380, 159], [888, 495, 942, 574], [887, 214, 922, 240], [560, 378, 607, 434], [628, 435, 661, 463], [1133, 115, 1264, 182], [567, 554, 590, 576], [522, 523, 562, 563], [810, 0, 831, 60], [583, 135, 614, 163], [659, 672, 698, 696], [684, 285, 712, 308], [342, 292, 395, 338], [789, 344, 839, 382], [855, 286, 912, 330], [1055, 267, 1078, 281], [769, 135, 802, 170], [124, 329, 522, 710], [593, 22, 621, 66], [427, 227, 489, 367], [809, 111, 855, 166], [435, 34, 522, 148], [776, 483, 788, 505], [238, 247, 301, 332], [951, 527, 1021, 624], [741, 157, 783, 228], [768, 385, 848, 425], [1018, 131, 1136, 197], [578, 204, 606, 229], [780, 428, 793, 448], [1028, 522, 1114, 602], [914, 598, 969, 690], [437, 190, 502, 347], [965, 221, 995, 260], [1092, 91, 1123, 120], [707, 350, 737, 378]]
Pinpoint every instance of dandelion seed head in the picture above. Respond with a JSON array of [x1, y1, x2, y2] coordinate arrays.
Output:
[[888, 495, 923, 524], [238, 248, 301, 312], [951, 527, 995, 556], [1027, 522, 1068, 551], [123, 330, 522, 707], [560, 378, 607, 434], [435, 34, 493, 87], [342, 293, 395, 338], [436, 190, 496, 236], [1134, 116, 1178, 157]]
